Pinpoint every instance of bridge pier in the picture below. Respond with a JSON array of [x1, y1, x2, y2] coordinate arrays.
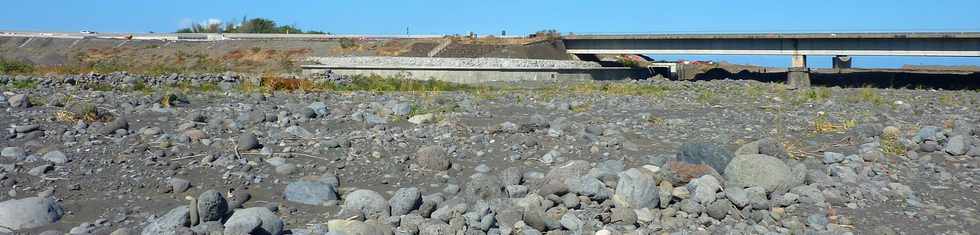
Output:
[[833, 55, 852, 69], [787, 55, 810, 89]]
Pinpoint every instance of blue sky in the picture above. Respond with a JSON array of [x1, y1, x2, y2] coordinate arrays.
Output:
[[2, 0, 979, 67]]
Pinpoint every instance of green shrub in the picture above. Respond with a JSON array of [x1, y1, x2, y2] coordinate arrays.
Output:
[[0, 59, 34, 74]]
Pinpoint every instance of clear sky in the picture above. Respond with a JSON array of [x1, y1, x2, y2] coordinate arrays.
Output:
[[2, 0, 979, 67]]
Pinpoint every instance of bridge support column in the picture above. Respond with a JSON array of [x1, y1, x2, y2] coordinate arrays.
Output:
[[787, 55, 810, 89], [832, 55, 852, 69]]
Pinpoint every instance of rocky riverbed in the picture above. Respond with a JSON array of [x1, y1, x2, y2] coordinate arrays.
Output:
[[0, 72, 978, 234]]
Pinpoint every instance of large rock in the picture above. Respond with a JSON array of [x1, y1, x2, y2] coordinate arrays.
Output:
[[538, 160, 592, 196], [223, 207, 284, 235], [415, 146, 450, 171], [613, 168, 660, 209], [197, 190, 228, 223], [8, 94, 28, 108], [724, 154, 797, 193], [565, 175, 608, 199], [308, 102, 330, 117], [389, 187, 422, 216], [141, 206, 190, 235], [913, 126, 944, 143], [944, 135, 970, 156], [237, 133, 261, 151], [0, 197, 64, 232], [344, 189, 390, 218], [463, 173, 504, 202], [688, 175, 721, 204], [677, 142, 735, 174], [285, 180, 339, 205], [327, 219, 393, 235]]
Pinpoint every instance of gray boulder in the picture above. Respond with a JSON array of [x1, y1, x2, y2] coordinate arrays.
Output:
[[913, 126, 944, 143], [344, 189, 391, 218], [237, 133, 261, 151], [42, 151, 68, 164], [1, 147, 25, 160], [464, 173, 504, 202], [389, 187, 422, 216], [688, 175, 721, 204], [141, 206, 190, 235], [8, 94, 28, 108], [724, 154, 797, 193], [197, 190, 228, 223], [223, 207, 284, 235], [415, 146, 450, 171], [944, 135, 970, 156], [613, 168, 659, 209], [0, 197, 64, 232], [285, 180, 339, 205], [308, 102, 330, 117], [678, 142, 735, 174], [565, 175, 607, 199]]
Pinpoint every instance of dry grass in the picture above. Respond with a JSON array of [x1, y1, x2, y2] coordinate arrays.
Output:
[[812, 112, 857, 134]]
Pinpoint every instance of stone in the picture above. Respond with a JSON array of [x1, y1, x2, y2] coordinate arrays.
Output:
[[190, 221, 224, 234], [237, 133, 261, 151], [1, 147, 25, 160], [663, 159, 719, 184], [308, 102, 329, 117], [0, 197, 64, 232], [677, 142, 735, 174], [285, 180, 338, 205], [742, 138, 791, 159], [506, 185, 529, 198], [707, 199, 732, 220], [610, 207, 637, 225], [8, 94, 28, 108], [197, 190, 229, 223], [223, 207, 284, 235], [725, 186, 749, 208], [169, 178, 191, 193], [724, 154, 797, 193], [822, 152, 845, 164], [182, 129, 207, 142], [285, 126, 314, 139], [141, 206, 190, 235], [415, 145, 450, 171], [102, 118, 129, 135], [560, 213, 582, 231], [344, 189, 391, 218], [679, 199, 704, 215], [944, 135, 969, 156], [390, 102, 412, 116], [658, 181, 674, 208], [745, 187, 769, 209], [538, 160, 591, 196], [614, 168, 659, 209], [464, 173, 504, 202], [408, 114, 435, 125], [500, 167, 523, 186], [389, 187, 422, 216], [564, 176, 606, 199], [42, 151, 68, 164], [913, 126, 943, 143], [688, 175, 721, 204], [327, 219, 392, 235]]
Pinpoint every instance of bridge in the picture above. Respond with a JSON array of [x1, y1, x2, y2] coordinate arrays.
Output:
[[562, 32, 980, 87]]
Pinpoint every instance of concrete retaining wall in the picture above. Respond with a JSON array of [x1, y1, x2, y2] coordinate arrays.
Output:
[[301, 66, 650, 83]]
